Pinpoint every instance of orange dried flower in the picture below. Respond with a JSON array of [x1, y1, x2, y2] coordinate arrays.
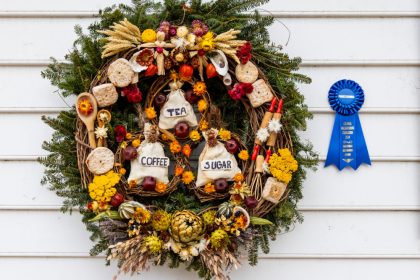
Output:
[[182, 171, 195, 184], [204, 183, 216, 194], [197, 99, 208, 112], [145, 107, 157, 119], [175, 166, 184, 176], [199, 120, 209, 131], [193, 81, 207, 96], [78, 99, 93, 116], [238, 150, 249, 161], [155, 182, 168, 193], [119, 168, 127, 175], [230, 194, 243, 205], [128, 179, 137, 188], [233, 173, 244, 182], [125, 133, 133, 140], [161, 133, 169, 141], [182, 144, 192, 158], [170, 141, 181, 153]]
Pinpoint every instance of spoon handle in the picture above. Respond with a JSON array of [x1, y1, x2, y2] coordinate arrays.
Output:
[[86, 122, 97, 148]]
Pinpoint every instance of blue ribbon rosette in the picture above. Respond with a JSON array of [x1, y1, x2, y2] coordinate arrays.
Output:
[[325, 79, 371, 170]]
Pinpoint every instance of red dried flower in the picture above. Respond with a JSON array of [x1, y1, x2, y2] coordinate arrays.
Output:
[[228, 83, 253, 100], [238, 82, 254, 94], [121, 84, 142, 103], [114, 125, 127, 142], [236, 42, 252, 64], [136, 48, 154, 66]]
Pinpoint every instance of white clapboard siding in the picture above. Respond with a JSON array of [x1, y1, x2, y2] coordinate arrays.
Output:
[[0, 0, 419, 279]]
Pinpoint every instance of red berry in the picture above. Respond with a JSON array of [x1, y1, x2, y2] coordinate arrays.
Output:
[[110, 193, 124, 208]]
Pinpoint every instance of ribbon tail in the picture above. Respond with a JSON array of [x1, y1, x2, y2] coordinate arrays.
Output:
[[353, 114, 371, 169], [325, 113, 341, 169]]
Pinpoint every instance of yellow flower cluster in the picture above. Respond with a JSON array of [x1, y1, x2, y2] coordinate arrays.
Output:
[[238, 150, 249, 161], [199, 32, 215, 51], [189, 130, 201, 142], [268, 148, 298, 184], [182, 171, 195, 184], [199, 120, 209, 131], [88, 171, 120, 203], [193, 81, 207, 96], [218, 128, 231, 141]]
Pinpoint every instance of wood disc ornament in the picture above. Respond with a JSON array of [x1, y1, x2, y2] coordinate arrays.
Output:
[[40, 1, 317, 279]]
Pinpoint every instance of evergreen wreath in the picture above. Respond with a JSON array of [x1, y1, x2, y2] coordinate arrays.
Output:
[[40, 0, 318, 279]]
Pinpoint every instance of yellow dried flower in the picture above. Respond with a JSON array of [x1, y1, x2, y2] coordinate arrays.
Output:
[[119, 168, 127, 175], [268, 148, 298, 184], [238, 150, 249, 161], [145, 107, 157, 119], [170, 141, 181, 153], [193, 81, 207, 96], [200, 32, 215, 51], [151, 210, 171, 231], [128, 179, 137, 188], [131, 139, 141, 147], [199, 120, 209, 131], [125, 133, 132, 139], [218, 128, 231, 141], [202, 210, 217, 225], [210, 229, 229, 249], [88, 171, 120, 203], [197, 99, 208, 112], [204, 182, 216, 194], [233, 173, 244, 183], [141, 235, 163, 254], [141, 29, 157, 43], [133, 207, 151, 224], [182, 171, 195, 184], [189, 130, 201, 142], [155, 182, 168, 193]]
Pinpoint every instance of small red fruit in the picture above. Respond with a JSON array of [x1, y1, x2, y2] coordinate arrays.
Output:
[[110, 193, 124, 208], [142, 176, 156, 191], [225, 138, 239, 154], [145, 64, 158, 76], [184, 88, 199, 104], [206, 63, 217, 78], [215, 178, 229, 193], [179, 64, 194, 80], [174, 121, 190, 138], [154, 93, 167, 108], [122, 145, 138, 161], [244, 196, 258, 209]]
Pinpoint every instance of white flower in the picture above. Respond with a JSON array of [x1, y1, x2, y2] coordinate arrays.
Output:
[[189, 246, 199, 257], [99, 112, 110, 122], [262, 161, 270, 174], [256, 128, 270, 142], [268, 119, 282, 133], [94, 126, 108, 138], [179, 249, 192, 261]]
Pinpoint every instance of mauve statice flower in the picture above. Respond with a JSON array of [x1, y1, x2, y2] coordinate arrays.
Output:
[[191, 20, 209, 37], [159, 21, 171, 39]]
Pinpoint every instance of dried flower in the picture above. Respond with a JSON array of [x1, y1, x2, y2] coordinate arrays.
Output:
[[182, 144, 192, 158], [119, 168, 126, 175], [218, 128, 231, 141], [141, 29, 157, 43], [170, 141, 181, 153], [189, 130, 201, 142], [229, 182, 251, 199], [145, 107, 157, 119], [131, 139, 141, 147], [210, 229, 229, 249], [77, 99, 93, 116], [191, 20, 209, 37], [114, 125, 127, 142], [182, 171, 195, 184], [199, 32, 215, 51], [141, 235, 163, 254], [136, 48, 154, 66], [197, 99, 208, 112], [133, 207, 151, 224], [155, 182, 168, 193], [193, 81, 207, 96], [159, 21, 171, 39], [236, 41, 252, 64], [122, 84, 142, 103], [268, 119, 282, 133], [238, 150, 249, 160], [94, 126, 108, 139], [175, 166, 184, 176], [128, 179, 137, 188], [202, 210, 217, 225], [151, 210, 171, 231], [233, 173, 244, 182], [88, 171, 120, 203], [256, 127, 270, 142], [204, 182, 216, 194], [199, 120, 209, 131], [268, 148, 298, 184], [125, 133, 133, 139]]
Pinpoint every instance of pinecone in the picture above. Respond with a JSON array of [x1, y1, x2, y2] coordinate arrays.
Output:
[[170, 210, 204, 243]]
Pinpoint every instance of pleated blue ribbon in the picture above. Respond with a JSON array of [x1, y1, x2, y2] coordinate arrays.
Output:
[[325, 80, 371, 170]]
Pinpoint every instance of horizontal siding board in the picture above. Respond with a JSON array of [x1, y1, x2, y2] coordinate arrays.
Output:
[[1, 161, 419, 208], [1, 258, 420, 280], [0, 18, 418, 61], [0, 66, 419, 109], [0, 113, 417, 157], [0, 211, 419, 255]]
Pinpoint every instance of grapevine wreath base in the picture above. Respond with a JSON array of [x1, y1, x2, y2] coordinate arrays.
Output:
[[40, 1, 317, 279]]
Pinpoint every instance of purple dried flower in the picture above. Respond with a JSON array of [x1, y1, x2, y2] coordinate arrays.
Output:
[[169, 26, 177, 37], [191, 20, 209, 37]]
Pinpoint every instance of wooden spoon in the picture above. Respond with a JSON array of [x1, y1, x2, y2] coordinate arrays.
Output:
[[76, 92, 98, 148]]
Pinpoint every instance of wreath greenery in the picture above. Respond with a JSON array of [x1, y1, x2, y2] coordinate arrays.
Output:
[[40, 0, 318, 279]]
